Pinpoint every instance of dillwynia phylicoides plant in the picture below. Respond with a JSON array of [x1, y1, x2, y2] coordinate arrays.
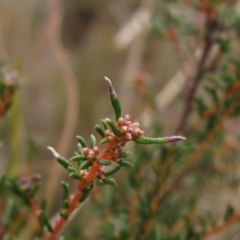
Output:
[[1, 77, 185, 240]]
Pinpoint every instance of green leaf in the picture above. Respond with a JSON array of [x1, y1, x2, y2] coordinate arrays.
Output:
[[71, 155, 87, 162], [101, 119, 109, 131], [67, 166, 78, 173], [69, 172, 81, 180], [79, 191, 90, 202], [64, 199, 70, 209], [224, 204, 235, 220], [6, 179, 29, 205], [105, 118, 122, 137], [100, 138, 109, 144], [134, 136, 185, 144], [81, 185, 93, 193], [57, 157, 71, 169], [93, 178, 99, 188], [95, 124, 105, 138], [120, 151, 132, 158], [111, 99, 122, 121], [195, 98, 207, 116], [118, 159, 133, 167], [105, 77, 122, 121], [40, 199, 48, 211], [76, 136, 87, 148], [79, 186, 93, 202], [90, 134, 96, 148], [97, 159, 112, 166], [41, 210, 53, 232], [80, 161, 93, 170], [96, 180, 105, 185], [104, 165, 121, 176], [119, 141, 126, 147], [29, 183, 41, 197], [102, 178, 118, 186], [61, 181, 70, 200], [60, 209, 68, 219]]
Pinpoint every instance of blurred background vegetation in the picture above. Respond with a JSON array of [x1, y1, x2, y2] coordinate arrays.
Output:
[[1, 0, 240, 239]]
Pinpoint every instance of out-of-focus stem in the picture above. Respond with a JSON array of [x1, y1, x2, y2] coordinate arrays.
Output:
[[44, 0, 79, 210]]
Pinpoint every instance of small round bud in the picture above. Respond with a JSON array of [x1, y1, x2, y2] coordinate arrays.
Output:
[[121, 126, 128, 132], [132, 122, 140, 128], [116, 145, 123, 153], [96, 168, 105, 179], [87, 149, 95, 160], [124, 133, 132, 141], [79, 170, 88, 179], [82, 148, 89, 157], [124, 114, 131, 121], [93, 146, 100, 155], [139, 130, 144, 136], [117, 117, 124, 127]]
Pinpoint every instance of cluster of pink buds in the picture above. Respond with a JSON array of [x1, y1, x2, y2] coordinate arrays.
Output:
[[82, 146, 100, 161], [117, 114, 144, 141], [105, 129, 115, 141], [109, 144, 123, 161]]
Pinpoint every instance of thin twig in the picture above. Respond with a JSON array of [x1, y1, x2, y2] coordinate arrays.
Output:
[[161, 101, 238, 210], [175, 15, 219, 134], [43, 140, 119, 240]]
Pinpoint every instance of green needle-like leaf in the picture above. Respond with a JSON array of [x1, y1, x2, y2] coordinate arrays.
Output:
[[134, 136, 186, 144], [90, 134, 96, 148], [76, 136, 88, 148], [61, 181, 70, 200], [95, 125, 105, 138], [105, 118, 122, 137], [118, 159, 133, 167], [69, 172, 81, 180], [80, 161, 93, 170], [104, 165, 121, 176], [105, 77, 122, 121], [97, 159, 112, 166], [102, 177, 118, 186], [71, 155, 87, 162]]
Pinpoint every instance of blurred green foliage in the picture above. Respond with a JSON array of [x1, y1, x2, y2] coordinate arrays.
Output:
[[1, 0, 240, 239]]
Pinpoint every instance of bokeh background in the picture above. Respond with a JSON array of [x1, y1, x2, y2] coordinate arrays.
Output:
[[1, 0, 240, 239]]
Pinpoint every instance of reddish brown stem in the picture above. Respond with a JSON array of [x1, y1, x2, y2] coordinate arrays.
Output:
[[175, 14, 219, 134], [43, 141, 119, 240]]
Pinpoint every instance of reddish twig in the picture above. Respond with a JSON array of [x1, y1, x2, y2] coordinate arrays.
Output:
[[43, 141, 120, 240], [175, 14, 219, 134]]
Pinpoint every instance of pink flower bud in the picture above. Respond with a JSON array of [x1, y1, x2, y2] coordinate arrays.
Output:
[[117, 117, 124, 127], [93, 146, 100, 155], [132, 122, 140, 128], [124, 133, 132, 141], [124, 114, 131, 121], [82, 148, 89, 157], [121, 126, 128, 132], [79, 170, 88, 179], [88, 149, 95, 160]]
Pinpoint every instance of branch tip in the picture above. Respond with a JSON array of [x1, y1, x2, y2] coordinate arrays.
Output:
[[47, 146, 61, 158], [167, 136, 186, 143], [104, 76, 117, 100], [104, 76, 111, 83]]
